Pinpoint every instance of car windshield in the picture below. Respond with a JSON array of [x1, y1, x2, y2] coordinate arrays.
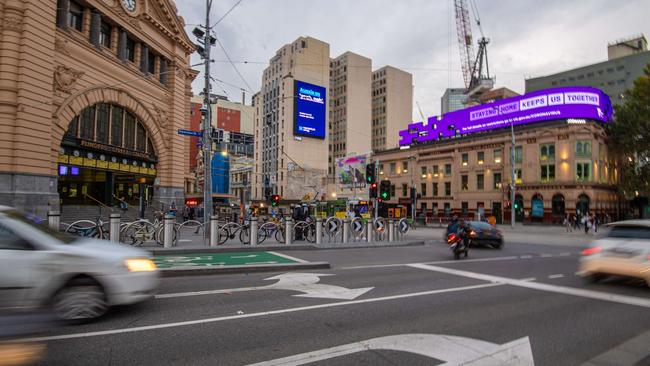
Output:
[[6, 210, 78, 244], [607, 225, 650, 240]]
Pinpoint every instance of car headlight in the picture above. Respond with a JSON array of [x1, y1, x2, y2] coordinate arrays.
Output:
[[124, 258, 157, 272]]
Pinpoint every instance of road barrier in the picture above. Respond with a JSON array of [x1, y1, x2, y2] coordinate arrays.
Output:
[[285, 218, 292, 245], [210, 215, 218, 247], [351, 217, 365, 241], [163, 214, 174, 248], [250, 218, 259, 246], [325, 217, 342, 242], [110, 213, 120, 242], [47, 211, 60, 231], [316, 218, 323, 244], [342, 218, 350, 244]]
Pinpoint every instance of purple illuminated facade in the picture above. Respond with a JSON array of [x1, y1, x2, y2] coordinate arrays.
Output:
[[399, 86, 613, 146]]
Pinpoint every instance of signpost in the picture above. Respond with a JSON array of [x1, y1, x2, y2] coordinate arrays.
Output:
[[177, 129, 203, 137]]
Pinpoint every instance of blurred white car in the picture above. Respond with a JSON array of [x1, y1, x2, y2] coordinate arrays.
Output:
[[579, 220, 650, 286], [0, 206, 159, 321]]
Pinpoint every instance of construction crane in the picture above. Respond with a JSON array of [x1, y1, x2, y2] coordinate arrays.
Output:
[[416, 101, 427, 124], [454, 0, 493, 98]]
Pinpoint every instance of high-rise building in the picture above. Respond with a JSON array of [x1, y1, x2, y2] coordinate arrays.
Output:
[[371, 66, 413, 152], [328, 52, 372, 176], [252, 37, 330, 202], [526, 35, 650, 105], [441, 88, 466, 115]]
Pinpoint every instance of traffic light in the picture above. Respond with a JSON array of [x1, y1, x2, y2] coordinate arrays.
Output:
[[379, 180, 391, 201], [365, 163, 376, 184], [514, 201, 520, 210], [271, 195, 281, 206], [369, 183, 378, 198]]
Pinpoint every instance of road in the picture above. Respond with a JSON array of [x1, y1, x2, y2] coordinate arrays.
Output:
[[32, 236, 650, 365]]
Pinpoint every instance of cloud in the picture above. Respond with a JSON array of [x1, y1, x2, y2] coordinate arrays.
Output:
[[178, 0, 650, 117]]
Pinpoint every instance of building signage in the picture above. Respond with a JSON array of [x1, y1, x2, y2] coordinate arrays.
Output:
[[80, 140, 151, 160], [294, 80, 326, 139], [178, 129, 203, 137], [399, 86, 613, 146]]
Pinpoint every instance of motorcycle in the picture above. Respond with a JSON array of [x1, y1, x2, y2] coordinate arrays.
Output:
[[446, 232, 469, 260]]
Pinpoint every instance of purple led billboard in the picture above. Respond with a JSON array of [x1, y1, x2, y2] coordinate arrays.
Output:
[[399, 86, 613, 146]]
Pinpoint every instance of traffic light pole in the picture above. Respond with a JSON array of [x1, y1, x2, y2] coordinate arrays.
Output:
[[202, 0, 213, 245], [374, 161, 379, 220], [510, 121, 516, 229]]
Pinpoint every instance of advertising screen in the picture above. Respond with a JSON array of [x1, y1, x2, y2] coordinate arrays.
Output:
[[336, 155, 369, 188], [399, 86, 613, 146], [294, 80, 326, 139]]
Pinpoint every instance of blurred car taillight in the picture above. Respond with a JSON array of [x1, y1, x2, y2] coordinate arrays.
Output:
[[582, 246, 602, 256]]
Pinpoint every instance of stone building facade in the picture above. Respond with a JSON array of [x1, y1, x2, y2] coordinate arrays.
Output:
[[0, 0, 195, 216]]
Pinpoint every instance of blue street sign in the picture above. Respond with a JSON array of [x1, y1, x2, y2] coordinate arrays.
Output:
[[178, 129, 203, 137]]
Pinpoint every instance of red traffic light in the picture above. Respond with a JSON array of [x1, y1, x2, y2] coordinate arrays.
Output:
[[371, 183, 377, 189]]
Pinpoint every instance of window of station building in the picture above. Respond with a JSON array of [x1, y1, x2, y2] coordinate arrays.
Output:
[[461, 202, 468, 216], [420, 183, 427, 196], [494, 148, 502, 164], [96, 103, 110, 144], [576, 141, 592, 157], [124, 113, 136, 150], [444, 163, 452, 176], [445, 182, 451, 196], [540, 144, 555, 161], [515, 168, 523, 184], [432, 165, 439, 176], [493, 173, 502, 189], [69, 1, 84, 31], [148, 52, 157, 75], [433, 182, 439, 196], [99, 20, 112, 48], [79, 106, 96, 140], [390, 184, 395, 197], [513, 146, 523, 163], [461, 175, 468, 190], [477, 174, 484, 190], [125, 37, 136, 62], [402, 161, 408, 173], [65, 116, 79, 138], [420, 166, 427, 178], [461, 153, 469, 166], [576, 162, 591, 182], [136, 122, 147, 152], [477, 151, 484, 164], [402, 184, 408, 197], [541, 164, 555, 183]]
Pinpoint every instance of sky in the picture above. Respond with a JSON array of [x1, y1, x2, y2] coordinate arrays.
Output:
[[176, 0, 650, 118]]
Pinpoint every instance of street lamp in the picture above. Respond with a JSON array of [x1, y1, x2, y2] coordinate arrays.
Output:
[[509, 118, 516, 229]]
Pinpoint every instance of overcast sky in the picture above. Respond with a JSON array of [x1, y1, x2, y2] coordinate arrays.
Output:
[[177, 0, 650, 118]]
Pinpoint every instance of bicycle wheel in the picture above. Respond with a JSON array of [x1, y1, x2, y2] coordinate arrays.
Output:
[[155, 225, 179, 246], [304, 224, 316, 243], [218, 226, 229, 245], [65, 220, 97, 238], [239, 226, 250, 244], [275, 228, 285, 243]]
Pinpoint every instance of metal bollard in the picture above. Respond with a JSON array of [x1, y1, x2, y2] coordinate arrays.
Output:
[[342, 218, 350, 244], [164, 214, 174, 248], [285, 218, 292, 245], [250, 218, 258, 246], [47, 211, 60, 231], [316, 217, 322, 245], [388, 219, 394, 242], [367, 219, 373, 243], [110, 213, 120, 242], [210, 215, 218, 247]]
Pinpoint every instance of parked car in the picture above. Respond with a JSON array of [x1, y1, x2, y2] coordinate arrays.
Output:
[[0, 206, 159, 321], [464, 221, 504, 249], [579, 220, 650, 286]]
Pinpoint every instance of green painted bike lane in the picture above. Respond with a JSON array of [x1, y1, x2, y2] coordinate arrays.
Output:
[[153, 251, 302, 268]]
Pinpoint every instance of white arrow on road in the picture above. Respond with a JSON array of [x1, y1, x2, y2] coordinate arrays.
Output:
[[155, 273, 373, 301], [231, 254, 258, 259], [247, 333, 534, 366]]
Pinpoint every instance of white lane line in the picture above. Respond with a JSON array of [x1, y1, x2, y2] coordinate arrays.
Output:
[[408, 263, 650, 309], [519, 278, 537, 282], [559, 252, 572, 256], [341, 256, 520, 270], [19, 283, 503, 343], [548, 274, 565, 279], [267, 251, 308, 263], [541, 254, 552, 258], [520, 255, 533, 259], [178, 239, 192, 242]]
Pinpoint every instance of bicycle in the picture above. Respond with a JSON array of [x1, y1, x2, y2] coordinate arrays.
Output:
[[65, 217, 109, 239], [293, 220, 316, 243], [217, 221, 267, 244]]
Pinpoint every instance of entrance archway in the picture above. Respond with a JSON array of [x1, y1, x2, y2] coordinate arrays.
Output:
[[576, 194, 590, 216], [58, 103, 158, 207], [531, 194, 544, 219], [552, 193, 565, 217]]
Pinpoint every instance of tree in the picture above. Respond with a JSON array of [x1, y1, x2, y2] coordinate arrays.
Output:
[[608, 63, 650, 198]]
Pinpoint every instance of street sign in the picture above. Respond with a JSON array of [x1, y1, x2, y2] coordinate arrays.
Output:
[[251, 334, 534, 365], [398, 218, 410, 234], [325, 217, 341, 236], [373, 217, 386, 233], [352, 218, 364, 233], [178, 129, 203, 137]]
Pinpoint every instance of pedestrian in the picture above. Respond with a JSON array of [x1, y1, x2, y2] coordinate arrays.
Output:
[[118, 196, 128, 212], [564, 213, 572, 232], [575, 212, 581, 230], [593, 214, 599, 233], [182, 204, 190, 222], [583, 213, 590, 234]]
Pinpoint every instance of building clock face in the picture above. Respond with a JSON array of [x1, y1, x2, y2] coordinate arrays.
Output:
[[121, 0, 137, 13]]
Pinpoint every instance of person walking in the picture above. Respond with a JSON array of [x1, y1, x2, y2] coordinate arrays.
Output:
[[583, 213, 590, 234], [564, 213, 572, 232]]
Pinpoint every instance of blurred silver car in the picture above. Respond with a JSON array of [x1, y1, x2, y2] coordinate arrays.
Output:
[[0, 207, 159, 321], [579, 220, 650, 286]]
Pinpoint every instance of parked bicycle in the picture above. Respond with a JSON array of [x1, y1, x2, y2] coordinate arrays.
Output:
[[65, 217, 109, 239]]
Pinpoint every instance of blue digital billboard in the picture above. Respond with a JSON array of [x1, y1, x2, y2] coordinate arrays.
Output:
[[294, 80, 326, 139]]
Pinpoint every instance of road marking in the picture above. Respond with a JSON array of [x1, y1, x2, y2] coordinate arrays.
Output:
[[267, 251, 308, 263], [19, 283, 502, 343], [156, 273, 373, 300], [520, 277, 537, 282], [231, 254, 258, 259], [541, 254, 552, 258], [548, 274, 565, 279], [178, 239, 192, 242], [520, 255, 533, 259], [581, 329, 650, 366], [341, 256, 520, 270], [408, 263, 650, 309], [559, 252, 572, 256], [246, 334, 534, 366]]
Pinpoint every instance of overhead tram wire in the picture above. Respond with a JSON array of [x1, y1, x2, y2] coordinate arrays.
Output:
[[211, 0, 244, 28], [212, 35, 254, 93]]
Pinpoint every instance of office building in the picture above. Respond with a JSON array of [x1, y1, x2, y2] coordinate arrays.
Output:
[[441, 88, 466, 115], [526, 35, 650, 105], [328, 52, 372, 176], [371, 66, 413, 151], [252, 37, 330, 202]]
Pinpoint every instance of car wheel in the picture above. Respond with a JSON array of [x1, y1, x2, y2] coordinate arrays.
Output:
[[583, 273, 606, 284], [493, 242, 504, 249], [52, 283, 108, 321]]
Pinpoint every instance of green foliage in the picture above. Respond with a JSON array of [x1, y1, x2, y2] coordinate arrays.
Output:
[[608, 64, 650, 198]]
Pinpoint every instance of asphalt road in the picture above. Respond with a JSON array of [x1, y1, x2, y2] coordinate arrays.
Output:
[[30, 239, 650, 365]]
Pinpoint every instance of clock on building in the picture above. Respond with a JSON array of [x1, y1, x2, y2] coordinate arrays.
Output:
[[121, 0, 137, 13]]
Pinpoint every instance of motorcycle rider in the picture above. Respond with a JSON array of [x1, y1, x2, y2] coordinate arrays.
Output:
[[455, 219, 471, 252]]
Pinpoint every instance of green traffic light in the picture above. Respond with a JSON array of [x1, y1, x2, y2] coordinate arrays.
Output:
[[381, 192, 388, 198]]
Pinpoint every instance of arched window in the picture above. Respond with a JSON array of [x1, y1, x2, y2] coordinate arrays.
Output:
[[577, 194, 590, 216], [111, 106, 123, 146], [531, 194, 544, 218]]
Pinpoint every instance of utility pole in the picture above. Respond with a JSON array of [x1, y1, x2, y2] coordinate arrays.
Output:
[[202, 0, 213, 244], [374, 160, 379, 220], [510, 121, 516, 229]]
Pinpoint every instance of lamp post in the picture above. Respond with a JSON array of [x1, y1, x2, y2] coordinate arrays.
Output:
[[510, 120, 516, 229]]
